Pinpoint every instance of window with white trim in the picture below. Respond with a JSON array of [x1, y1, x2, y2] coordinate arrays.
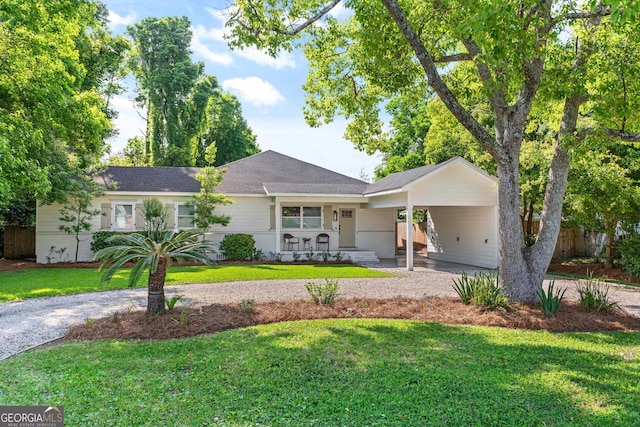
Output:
[[282, 206, 322, 229], [177, 204, 195, 229], [113, 203, 134, 230]]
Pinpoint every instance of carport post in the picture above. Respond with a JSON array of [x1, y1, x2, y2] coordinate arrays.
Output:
[[406, 195, 414, 271]]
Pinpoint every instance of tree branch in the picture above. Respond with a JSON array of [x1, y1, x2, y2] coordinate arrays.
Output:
[[228, 0, 342, 38], [434, 52, 475, 63], [552, 7, 611, 25], [379, 0, 499, 157]]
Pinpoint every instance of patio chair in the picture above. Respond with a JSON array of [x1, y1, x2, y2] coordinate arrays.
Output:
[[316, 233, 330, 251], [283, 233, 300, 251]]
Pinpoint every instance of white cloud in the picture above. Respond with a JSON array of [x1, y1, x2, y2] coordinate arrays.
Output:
[[222, 77, 285, 108], [191, 24, 233, 65], [236, 47, 296, 69], [107, 96, 146, 153], [107, 11, 136, 28], [328, 2, 352, 19]]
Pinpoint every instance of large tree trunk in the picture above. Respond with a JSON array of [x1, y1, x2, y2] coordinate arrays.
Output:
[[604, 220, 616, 269], [147, 256, 167, 315]]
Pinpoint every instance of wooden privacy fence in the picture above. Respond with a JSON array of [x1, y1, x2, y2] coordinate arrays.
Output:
[[396, 222, 428, 252], [529, 221, 589, 258], [3, 226, 36, 259]]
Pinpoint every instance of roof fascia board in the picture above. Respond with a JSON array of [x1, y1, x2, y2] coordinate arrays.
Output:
[[104, 191, 268, 198], [363, 188, 404, 198]]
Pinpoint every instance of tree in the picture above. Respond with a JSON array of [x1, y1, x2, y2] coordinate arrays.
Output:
[[227, 0, 640, 301], [191, 148, 233, 230], [58, 170, 106, 262], [374, 95, 429, 179], [108, 136, 149, 166], [564, 138, 640, 267], [127, 16, 203, 166], [0, 0, 114, 205], [95, 230, 217, 314]]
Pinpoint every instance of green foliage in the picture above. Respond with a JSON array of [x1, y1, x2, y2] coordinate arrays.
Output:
[[452, 272, 476, 305], [251, 248, 267, 261], [141, 198, 169, 241], [292, 251, 301, 262], [219, 234, 255, 261], [304, 250, 316, 261], [536, 280, 566, 318], [332, 251, 344, 261], [617, 236, 640, 277], [0, 0, 118, 205], [452, 272, 509, 311], [320, 250, 331, 262], [0, 198, 36, 226], [191, 166, 232, 230], [576, 272, 621, 314], [91, 231, 119, 253], [165, 295, 183, 311], [305, 279, 340, 306], [270, 252, 283, 262], [58, 170, 105, 262]]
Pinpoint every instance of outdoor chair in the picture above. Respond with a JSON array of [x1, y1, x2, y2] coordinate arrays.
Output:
[[283, 233, 300, 251], [316, 233, 330, 251]]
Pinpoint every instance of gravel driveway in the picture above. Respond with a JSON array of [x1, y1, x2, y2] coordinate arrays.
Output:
[[1, 261, 639, 361]]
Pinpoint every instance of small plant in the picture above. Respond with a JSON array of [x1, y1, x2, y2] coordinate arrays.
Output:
[[292, 251, 301, 262], [85, 317, 95, 328], [306, 279, 340, 306], [165, 295, 184, 311], [345, 307, 357, 316], [219, 233, 256, 261], [452, 272, 509, 311], [177, 309, 190, 326], [536, 279, 566, 318], [304, 250, 316, 261], [332, 251, 344, 261], [111, 311, 120, 323], [576, 272, 620, 314], [320, 250, 331, 262], [271, 251, 283, 262], [452, 272, 476, 305], [357, 299, 369, 309], [251, 248, 267, 261], [239, 299, 256, 313]]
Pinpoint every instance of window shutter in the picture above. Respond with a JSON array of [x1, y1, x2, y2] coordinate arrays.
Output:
[[166, 204, 175, 229], [100, 203, 111, 230], [323, 205, 332, 230], [269, 205, 275, 230], [135, 204, 145, 230]]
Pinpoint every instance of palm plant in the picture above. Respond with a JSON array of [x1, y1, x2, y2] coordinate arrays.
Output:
[[94, 229, 216, 314]]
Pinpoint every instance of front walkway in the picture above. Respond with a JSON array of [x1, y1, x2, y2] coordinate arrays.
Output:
[[1, 261, 639, 361]]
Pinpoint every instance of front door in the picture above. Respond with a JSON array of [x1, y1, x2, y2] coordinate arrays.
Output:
[[339, 208, 356, 247]]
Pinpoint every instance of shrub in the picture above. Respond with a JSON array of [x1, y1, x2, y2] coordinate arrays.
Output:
[[292, 251, 301, 262], [537, 279, 566, 318], [219, 234, 255, 261], [576, 272, 620, 314], [270, 251, 283, 262], [91, 231, 120, 253], [306, 279, 340, 306], [452, 272, 509, 311], [320, 250, 331, 262], [332, 251, 344, 261], [617, 235, 640, 277], [165, 295, 184, 311], [304, 250, 316, 261], [251, 248, 267, 261], [452, 272, 476, 305]]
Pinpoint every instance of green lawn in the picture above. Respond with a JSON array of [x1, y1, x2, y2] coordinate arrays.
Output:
[[0, 319, 638, 426], [0, 264, 392, 302]]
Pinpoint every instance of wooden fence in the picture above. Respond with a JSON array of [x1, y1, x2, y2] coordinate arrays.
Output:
[[396, 222, 428, 252], [3, 226, 36, 259]]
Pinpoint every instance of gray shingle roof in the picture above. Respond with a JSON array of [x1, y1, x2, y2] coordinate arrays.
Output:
[[363, 163, 443, 195], [98, 150, 368, 195]]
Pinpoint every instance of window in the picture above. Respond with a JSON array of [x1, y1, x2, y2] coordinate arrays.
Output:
[[114, 203, 134, 230], [282, 206, 322, 229], [177, 204, 195, 229]]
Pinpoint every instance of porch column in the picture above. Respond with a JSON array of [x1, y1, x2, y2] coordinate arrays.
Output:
[[406, 194, 414, 271], [275, 199, 281, 253]]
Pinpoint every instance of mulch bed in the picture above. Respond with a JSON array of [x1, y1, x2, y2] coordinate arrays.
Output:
[[548, 259, 640, 285], [64, 297, 640, 342]]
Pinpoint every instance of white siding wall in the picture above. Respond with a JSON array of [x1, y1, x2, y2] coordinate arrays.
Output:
[[426, 206, 498, 268], [357, 207, 396, 258], [410, 162, 497, 206]]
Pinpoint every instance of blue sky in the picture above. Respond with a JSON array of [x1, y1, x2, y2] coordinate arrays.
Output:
[[102, 0, 381, 179]]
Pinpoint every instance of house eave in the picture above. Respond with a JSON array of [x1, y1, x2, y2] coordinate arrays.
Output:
[[362, 188, 404, 198]]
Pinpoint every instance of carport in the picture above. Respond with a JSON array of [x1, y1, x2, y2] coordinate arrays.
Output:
[[364, 157, 498, 270]]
